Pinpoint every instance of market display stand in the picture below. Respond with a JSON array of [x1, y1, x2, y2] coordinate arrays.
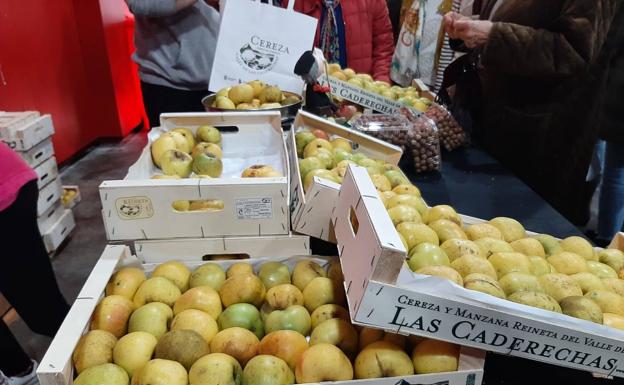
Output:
[[0, 111, 76, 254]]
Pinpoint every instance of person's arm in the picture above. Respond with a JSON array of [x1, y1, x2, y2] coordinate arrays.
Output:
[[480, 0, 618, 78], [370, 0, 395, 82], [125, 0, 198, 17]]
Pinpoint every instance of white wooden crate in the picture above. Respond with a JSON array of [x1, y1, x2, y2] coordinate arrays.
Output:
[[38, 178, 63, 216], [289, 110, 403, 242], [34, 156, 59, 190], [333, 165, 624, 378], [1, 114, 55, 151], [43, 209, 75, 253], [100, 112, 290, 240], [16, 138, 55, 168], [38, 200, 65, 234], [37, 244, 484, 385]]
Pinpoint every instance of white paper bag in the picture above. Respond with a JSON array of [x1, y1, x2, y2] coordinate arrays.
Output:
[[209, 0, 318, 94]]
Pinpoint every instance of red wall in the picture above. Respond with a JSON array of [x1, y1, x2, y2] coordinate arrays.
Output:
[[0, 0, 144, 163]]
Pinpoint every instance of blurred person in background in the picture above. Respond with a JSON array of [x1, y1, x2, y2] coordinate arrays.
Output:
[[0, 142, 69, 385], [284, 0, 395, 82], [126, 0, 220, 127], [443, 0, 621, 225]]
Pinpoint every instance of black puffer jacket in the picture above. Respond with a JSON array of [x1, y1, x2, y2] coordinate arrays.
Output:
[[599, 5, 624, 144]]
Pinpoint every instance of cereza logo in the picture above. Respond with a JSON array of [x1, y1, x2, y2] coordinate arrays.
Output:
[[236, 35, 290, 74], [116, 196, 154, 220]]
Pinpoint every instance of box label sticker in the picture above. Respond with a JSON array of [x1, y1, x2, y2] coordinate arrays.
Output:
[[236, 198, 272, 219], [116, 196, 154, 220]]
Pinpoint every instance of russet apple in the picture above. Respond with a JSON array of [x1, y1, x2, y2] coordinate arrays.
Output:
[[310, 304, 350, 329], [105, 267, 146, 300], [90, 295, 134, 338], [154, 330, 209, 370], [196, 125, 222, 144], [295, 343, 353, 382], [170, 309, 218, 344], [309, 318, 358, 357], [73, 363, 128, 385], [190, 263, 226, 290], [113, 331, 158, 377], [259, 330, 308, 370], [189, 353, 243, 385], [131, 359, 187, 385], [265, 305, 311, 336], [292, 260, 327, 290], [72, 330, 117, 374], [218, 303, 264, 339], [258, 262, 291, 289], [243, 355, 294, 385], [128, 302, 173, 339], [210, 327, 260, 367], [152, 261, 191, 292], [159, 149, 193, 178], [219, 273, 266, 308], [173, 285, 222, 319], [133, 277, 181, 308], [355, 341, 414, 379], [266, 284, 304, 309]]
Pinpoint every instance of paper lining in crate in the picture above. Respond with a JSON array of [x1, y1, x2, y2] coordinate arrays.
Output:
[[1, 113, 55, 151], [37, 244, 484, 385], [100, 112, 291, 241], [289, 110, 403, 242], [332, 165, 624, 378]]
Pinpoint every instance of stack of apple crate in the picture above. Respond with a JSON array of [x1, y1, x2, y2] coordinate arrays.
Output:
[[0, 111, 75, 255]]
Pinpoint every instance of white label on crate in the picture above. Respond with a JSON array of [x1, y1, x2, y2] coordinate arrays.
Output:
[[235, 198, 272, 220], [358, 281, 624, 378], [115, 196, 154, 220]]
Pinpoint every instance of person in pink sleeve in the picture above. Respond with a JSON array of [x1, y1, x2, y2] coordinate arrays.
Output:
[[0, 142, 69, 385]]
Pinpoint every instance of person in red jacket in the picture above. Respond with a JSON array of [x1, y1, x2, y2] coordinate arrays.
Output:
[[285, 0, 395, 82]]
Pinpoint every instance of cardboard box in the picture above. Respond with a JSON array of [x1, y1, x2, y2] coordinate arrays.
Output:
[[16, 138, 55, 168], [34, 156, 59, 190], [1, 114, 55, 151], [38, 178, 63, 216], [333, 165, 624, 378], [38, 200, 65, 234], [289, 111, 403, 241], [100, 112, 291, 240], [43, 209, 75, 253], [134, 233, 310, 263], [37, 244, 484, 385]]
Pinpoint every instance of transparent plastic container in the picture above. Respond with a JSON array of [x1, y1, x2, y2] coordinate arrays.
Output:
[[399, 108, 442, 173], [352, 114, 412, 151], [424, 104, 467, 151]]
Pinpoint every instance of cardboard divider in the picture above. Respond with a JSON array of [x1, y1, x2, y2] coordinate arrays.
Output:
[[333, 165, 624, 378]]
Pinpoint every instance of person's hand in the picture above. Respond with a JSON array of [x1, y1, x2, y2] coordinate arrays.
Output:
[[450, 19, 493, 48], [443, 11, 470, 39]]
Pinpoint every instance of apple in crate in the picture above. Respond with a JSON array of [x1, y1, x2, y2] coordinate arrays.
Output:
[[296, 343, 353, 382], [171, 127, 196, 150], [90, 295, 134, 338], [189, 263, 226, 290], [259, 330, 309, 370], [258, 261, 291, 289], [241, 165, 282, 178], [265, 305, 312, 336], [192, 142, 222, 159], [266, 284, 304, 309], [160, 150, 193, 178], [355, 341, 414, 379], [196, 125, 222, 144], [295, 130, 317, 157], [73, 363, 129, 385], [72, 330, 117, 374], [218, 303, 265, 339], [132, 358, 187, 385], [151, 131, 189, 167], [170, 309, 219, 344], [128, 302, 173, 339], [192, 151, 223, 177], [242, 355, 294, 385], [310, 318, 358, 357], [210, 327, 260, 367], [189, 353, 243, 385]]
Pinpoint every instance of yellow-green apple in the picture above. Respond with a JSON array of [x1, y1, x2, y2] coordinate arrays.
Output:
[[73, 363, 128, 385], [216, 96, 235, 109], [310, 304, 350, 329], [298, 157, 324, 181], [397, 222, 439, 251], [189, 353, 243, 385], [248, 80, 266, 97], [241, 165, 282, 178], [171, 127, 196, 151], [196, 125, 222, 144], [243, 355, 294, 385], [128, 302, 173, 339], [306, 147, 334, 169], [408, 243, 450, 271], [189, 263, 226, 290], [265, 305, 311, 336], [192, 151, 223, 177], [219, 274, 266, 308], [218, 303, 264, 339], [133, 277, 181, 308], [210, 327, 260, 367], [587, 261, 618, 278], [331, 138, 353, 152], [259, 330, 308, 370], [371, 174, 392, 192], [105, 268, 146, 300], [384, 170, 409, 188], [170, 309, 218, 344], [113, 331, 157, 377], [160, 149, 193, 178], [192, 142, 222, 159], [387, 204, 421, 226], [90, 295, 134, 338], [292, 260, 327, 291], [532, 234, 563, 256], [303, 138, 333, 158], [332, 148, 354, 165], [259, 86, 283, 104], [412, 339, 460, 374], [309, 318, 358, 357], [295, 131, 317, 157], [356, 158, 383, 175], [258, 262, 291, 289], [302, 277, 344, 312], [227, 262, 254, 278], [424, 205, 462, 226], [392, 184, 421, 196], [598, 248, 624, 272], [72, 330, 117, 374], [265, 284, 304, 309], [304, 169, 341, 192], [295, 343, 353, 382], [355, 341, 414, 379], [173, 285, 222, 319], [152, 261, 191, 292], [131, 359, 187, 385], [151, 131, 188, 167]]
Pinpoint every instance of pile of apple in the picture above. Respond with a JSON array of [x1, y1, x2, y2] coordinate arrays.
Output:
[[212, 80, 300, 110], [326, 63, 432, 112], [378, 183, 624, 329], [296, 129, 408, 193], [72, 258, 462, 385]]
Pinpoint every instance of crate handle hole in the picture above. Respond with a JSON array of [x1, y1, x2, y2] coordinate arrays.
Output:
[[40, 172, 49, 182], [35, 151, 44, 159], [214, 125, 239, 133], [349, 206, 359, 237], [171, 199, 224, 213], [201, 253, 250, 261], [47, 208, 56, 218], [46, 194, 54, 202]]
